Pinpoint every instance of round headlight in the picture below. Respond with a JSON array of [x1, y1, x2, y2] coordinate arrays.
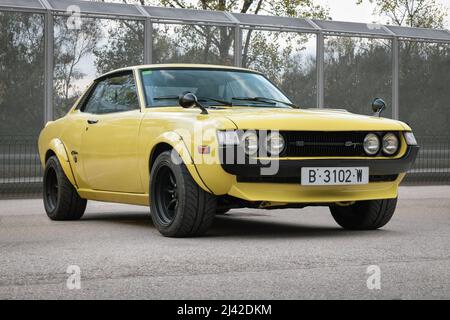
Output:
[[241, 131, 258, 156], [364, 133, 380, 156], [266, 132, 285, 156], [382, 133, 399, 155]]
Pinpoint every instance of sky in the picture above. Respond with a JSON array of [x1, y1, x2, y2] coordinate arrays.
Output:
[[316, 0, 450, 27]]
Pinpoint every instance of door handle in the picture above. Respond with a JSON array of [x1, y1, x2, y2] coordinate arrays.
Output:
[[87, 119, 99, 125]]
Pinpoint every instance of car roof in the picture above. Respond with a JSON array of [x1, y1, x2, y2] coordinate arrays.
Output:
[[98, 64, 262, 80]]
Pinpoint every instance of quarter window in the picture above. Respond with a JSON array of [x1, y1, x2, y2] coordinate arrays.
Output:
[[83, 73, 139, 114]]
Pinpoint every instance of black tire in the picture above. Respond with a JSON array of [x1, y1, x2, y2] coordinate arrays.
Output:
[[330, 198, 397, 230], [43, 156, 87, 221], [150, 151, 217, 238], [216, 208, 230, 215]]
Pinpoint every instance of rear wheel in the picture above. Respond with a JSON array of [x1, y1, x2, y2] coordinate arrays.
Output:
[[150, 151, 217, 238], [43, 156, 87, 221], [330, 198, 397, 230]]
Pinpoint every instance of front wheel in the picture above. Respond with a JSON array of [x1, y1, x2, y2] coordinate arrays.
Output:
[[150, 151, 217, 238], [43, 156, 87, 221], [329, 198, 397, 230]]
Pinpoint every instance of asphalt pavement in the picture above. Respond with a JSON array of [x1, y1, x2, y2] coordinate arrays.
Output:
[[0, 186, 449, 300]]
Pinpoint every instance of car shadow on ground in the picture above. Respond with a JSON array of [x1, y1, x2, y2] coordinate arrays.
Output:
[[82, 211, 396, 239], [209, 215, 394, 239], [82, 212, 153, 229]]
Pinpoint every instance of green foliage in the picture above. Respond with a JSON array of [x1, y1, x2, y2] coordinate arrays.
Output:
[[0, 12, 45, 135], [324, 37, 392, 116], [399, 42, 450, 137], [152, 24, 234, 65], [92, 0, 329, 109], [93, 20, 145, 74], [242, 31, 317, 107], [355, 0, 450, 137]]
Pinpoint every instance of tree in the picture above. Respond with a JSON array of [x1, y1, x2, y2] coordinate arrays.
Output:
[[94, 19, 145, 74], [0, 12, 45, 135], [93, 0, 329, 106], [53, 17, 99, 117], [356, 0, 450, 137], [101, 0, 328, 66], [323, 37, 392, 115], [357, 0, 448, 28]]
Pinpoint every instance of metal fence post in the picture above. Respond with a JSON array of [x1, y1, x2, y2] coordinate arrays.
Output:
[[42, 1, 54, 122], [136, 5, 152, 64], [392, 37, 400, 120], [316, 32, 325, 108], [225, 13, 242, 67], [144, 19, 153, 64], [234, 25, 242, 67]]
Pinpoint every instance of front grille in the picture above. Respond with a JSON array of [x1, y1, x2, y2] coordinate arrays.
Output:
[[283, 131, 381, 157]]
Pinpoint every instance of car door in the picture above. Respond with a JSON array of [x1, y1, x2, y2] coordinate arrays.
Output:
[[79, 71, 144, 193]]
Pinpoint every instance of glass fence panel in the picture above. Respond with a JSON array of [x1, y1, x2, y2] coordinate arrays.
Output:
[[242, 30, 317, 108], [399, 41, 450, 184], [0, 11, 45, 135], [153, 23, 235, 66], [324, 36, 392, 117], [0, 11, 45, 196], [53, 16, 144, 118]]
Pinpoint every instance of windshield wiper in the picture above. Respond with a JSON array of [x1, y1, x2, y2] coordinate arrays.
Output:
[[198, 97, 232, 106], [154, 96, 232, 107], [232, 97, 297, 108], [153, 96, 179, 100]]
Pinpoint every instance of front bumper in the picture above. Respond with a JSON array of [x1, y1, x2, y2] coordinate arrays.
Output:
[[227, 175, 406, 204], [211, 146, 419, 204]]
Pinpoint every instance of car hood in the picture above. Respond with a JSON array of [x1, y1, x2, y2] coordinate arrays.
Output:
[[211, 107, 409, 131]]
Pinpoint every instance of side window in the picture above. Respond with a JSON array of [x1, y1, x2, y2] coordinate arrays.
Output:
[[83, 82, 105, 114], [82, 73, 139, 114]]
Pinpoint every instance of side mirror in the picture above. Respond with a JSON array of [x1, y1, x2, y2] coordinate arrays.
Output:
[[179, 92, 208, 115], [372, 98, 386, 117]]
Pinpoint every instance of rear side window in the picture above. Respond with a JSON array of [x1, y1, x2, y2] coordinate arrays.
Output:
[[83, 73, 139, 114]]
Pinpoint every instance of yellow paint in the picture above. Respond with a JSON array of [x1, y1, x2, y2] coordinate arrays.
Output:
[[228, 174, 406, 203], [77, 189, 149, 206], [38, 137, 78, 188], [38, 64, 414, 206]]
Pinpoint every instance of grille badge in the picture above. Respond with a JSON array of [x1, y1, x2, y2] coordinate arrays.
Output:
[[289, 141, 361, 148], [345, 141, 361, 148]]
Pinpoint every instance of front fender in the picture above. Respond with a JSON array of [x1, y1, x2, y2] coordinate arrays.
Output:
[[142, 132, 212, 195], [46, 139, 78, 188]]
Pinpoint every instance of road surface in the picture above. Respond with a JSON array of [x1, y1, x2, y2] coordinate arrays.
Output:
[[0, 186, 449, 299]]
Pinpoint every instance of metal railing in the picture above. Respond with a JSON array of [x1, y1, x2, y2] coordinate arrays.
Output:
[[405, 136, 450, 185], [0, 135, 42, 198], [0, 135, 448, 199], [0, 1, 449, 196]]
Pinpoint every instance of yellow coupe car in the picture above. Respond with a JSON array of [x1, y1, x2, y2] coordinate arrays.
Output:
[[38, 64, 419, 237]]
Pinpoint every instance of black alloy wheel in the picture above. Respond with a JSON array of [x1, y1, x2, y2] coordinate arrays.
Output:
[[154, 166, 179, 226], [150, 151, 217, 237]]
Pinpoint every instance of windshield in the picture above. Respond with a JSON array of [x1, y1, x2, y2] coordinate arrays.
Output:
[[140, 68, 294, 109]]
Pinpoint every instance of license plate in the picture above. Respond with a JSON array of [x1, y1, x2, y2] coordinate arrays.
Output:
[[301, 167, 369, 186]]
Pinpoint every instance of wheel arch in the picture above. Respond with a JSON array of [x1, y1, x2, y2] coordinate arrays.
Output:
[[45, 139, 78, 188], [147, 133, 213, 195]]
